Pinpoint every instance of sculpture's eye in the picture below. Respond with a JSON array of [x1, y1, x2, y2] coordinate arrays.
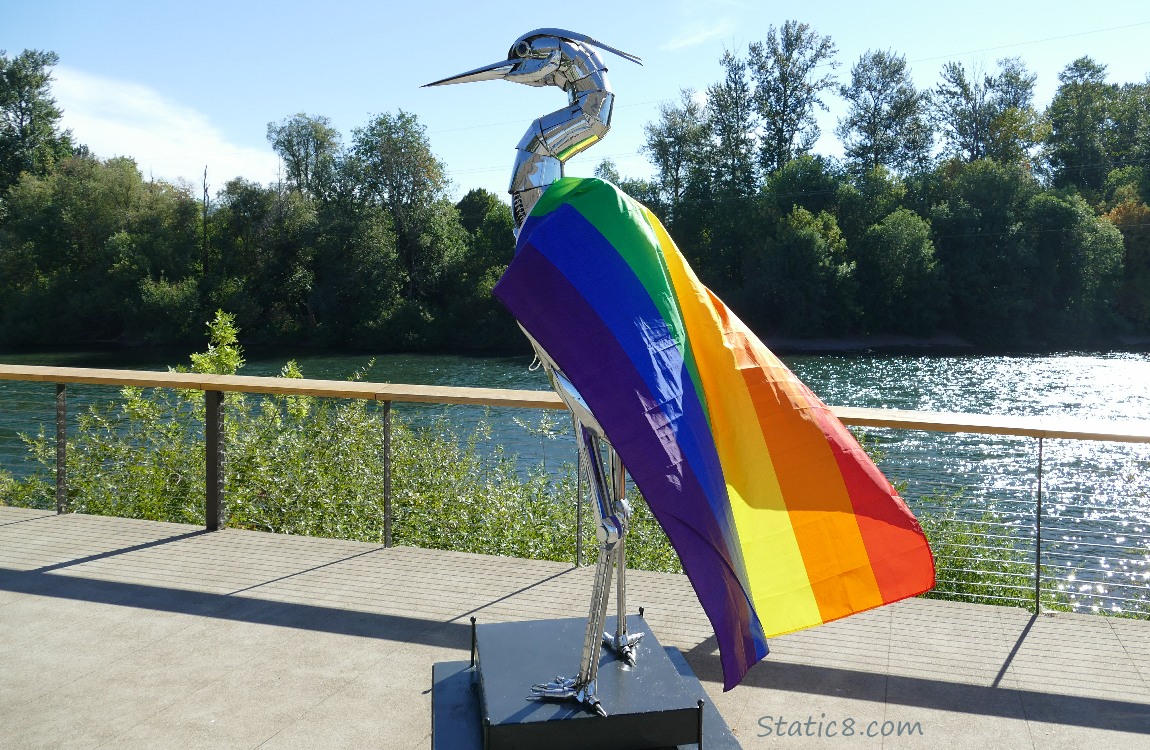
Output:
[[514, 41, 531, 58]]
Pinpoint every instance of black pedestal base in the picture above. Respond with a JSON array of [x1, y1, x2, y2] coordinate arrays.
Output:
[[431, 615, 740, 750]]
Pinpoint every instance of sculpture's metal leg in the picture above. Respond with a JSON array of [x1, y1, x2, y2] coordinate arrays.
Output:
[[529, 424, 624, 716], [529, 541, 616, 717], [519, 334, 639, 715], [603, 449, 643, 665]]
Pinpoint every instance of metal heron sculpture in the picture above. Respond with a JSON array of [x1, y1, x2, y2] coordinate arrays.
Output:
[[426, 28, 643, 718], [425, 28, 936, 723]]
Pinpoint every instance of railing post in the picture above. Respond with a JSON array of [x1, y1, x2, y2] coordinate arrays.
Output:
[[205, 390, 224, 531], [575, 430, 583, 567], [55, 383, 66, 514], [1034, 437, 1044, 614], [383, 400, 392, 548]]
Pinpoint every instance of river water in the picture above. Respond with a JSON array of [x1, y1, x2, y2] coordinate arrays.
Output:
[[2, 347, 1149, 613]]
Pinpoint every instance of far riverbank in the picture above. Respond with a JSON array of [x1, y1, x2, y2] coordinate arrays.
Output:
[[8, 326, 1150, 366]]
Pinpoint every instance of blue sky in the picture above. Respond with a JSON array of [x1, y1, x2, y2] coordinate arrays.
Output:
[[3, 1, 1149, 201]]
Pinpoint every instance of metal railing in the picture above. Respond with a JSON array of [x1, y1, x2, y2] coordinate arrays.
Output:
[[2, 364, 1149, 617]]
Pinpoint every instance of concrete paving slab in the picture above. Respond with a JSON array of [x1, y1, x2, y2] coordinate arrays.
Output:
[[2, 507, 1148, 750], [0, 596, 193, 710], [880, 702, 1032, 750], [258, 643, 461, 750]]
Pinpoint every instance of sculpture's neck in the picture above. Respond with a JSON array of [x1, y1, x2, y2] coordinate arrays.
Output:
[[509, 55, 615, 233], [510, 151, 562, 230]]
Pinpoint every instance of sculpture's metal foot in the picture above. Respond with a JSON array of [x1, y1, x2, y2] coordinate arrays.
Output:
[[603, 630, 644, 666], [527, 676, 607, 717]]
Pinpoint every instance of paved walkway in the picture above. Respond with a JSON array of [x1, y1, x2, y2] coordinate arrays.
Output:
[[1, 505, 1147, 749]]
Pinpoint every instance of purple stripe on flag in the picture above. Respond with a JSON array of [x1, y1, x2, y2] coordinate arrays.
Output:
[[523, 204, 732, 536], [494, 242, 766, 686]]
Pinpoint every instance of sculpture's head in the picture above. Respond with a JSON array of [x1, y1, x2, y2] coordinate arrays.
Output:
[[423, 28, 641, 92], [424, 29, 642, 227]]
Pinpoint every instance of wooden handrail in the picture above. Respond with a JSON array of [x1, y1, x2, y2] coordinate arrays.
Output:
[[2, 363, 1148, 443], [0, 364, 567, 409], [831, 406, 1150, 443]]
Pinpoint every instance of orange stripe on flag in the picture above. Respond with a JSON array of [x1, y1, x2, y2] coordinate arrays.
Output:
[[728, 322, 885, 622]]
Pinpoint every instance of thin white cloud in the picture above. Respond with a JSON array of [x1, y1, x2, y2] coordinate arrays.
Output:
[[673, 0, 747, 13], [662, 20, 737, 51], [52, 67, 279, 189]]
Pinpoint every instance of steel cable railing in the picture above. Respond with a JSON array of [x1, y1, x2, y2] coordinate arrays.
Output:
[[2, 364, 1148, 618], [873, 427, 1150, 616]]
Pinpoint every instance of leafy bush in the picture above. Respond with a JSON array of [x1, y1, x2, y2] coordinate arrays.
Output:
[[0, 311, 679, 571], [856, 427, 1074, 614], [918, 507, 1069, 613]]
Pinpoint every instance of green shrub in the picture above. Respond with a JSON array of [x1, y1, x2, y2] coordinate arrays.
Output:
[[0, 311, 680, 571], [918, 507, 1070, 613]]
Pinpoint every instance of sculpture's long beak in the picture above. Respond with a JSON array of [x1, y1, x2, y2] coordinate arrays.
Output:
[[422, 59, 516, 87]]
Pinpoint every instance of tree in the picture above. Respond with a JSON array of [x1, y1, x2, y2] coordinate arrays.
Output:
[[987, 58, 1042, 165], [0, 155, 201, 344], [267, 113, 341, 198], [933, 58, 1040, 164], [933, 62, 992, 162], [210, 179, 318, 337], [641, 89, 708, 216], [405, 198, 468, 306], [593, 158, 662, 211], [762, 154, 842, 219], [456, 187, 502, 235], [836, 49, 931, 174], [0, 49, 74, 189], [309, 200, 401, 344], [468, 200, 515, 274], [593, 158, 622, 184], [666, 59, 758, 289], [1024, 191, 1123, 342], [350, 109, 448, 230], [853, 208, 944, 334], [1043, 57, 1115, 193], [1105, 199, 1150, 330], [836, 165, 907, 246], [642, 51, 758, 280], [705, 51, 758, 194], [1106, 81, 1150, 174], [440, 199, 519, 351], [748, 20, 838, 175], [928, 159, 1039, 345], [741, 206, 857, 337], [348, 110, 454, 301]]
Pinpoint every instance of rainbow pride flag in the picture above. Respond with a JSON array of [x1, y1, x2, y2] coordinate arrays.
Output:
[[494, 177, 935, 690]]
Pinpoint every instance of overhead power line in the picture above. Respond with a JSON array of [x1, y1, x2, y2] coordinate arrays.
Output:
[[907, 20, 1150, 66]]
